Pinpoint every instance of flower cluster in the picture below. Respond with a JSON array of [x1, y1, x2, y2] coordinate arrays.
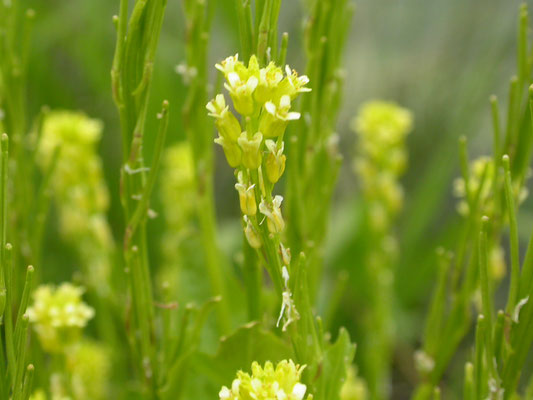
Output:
[[67, 340, 110, 400], [352, 101, 413, 232], [207, 54, 309, 247], [219, 360, 311, 400], [157, 142, 196, 293], [208, 54, 310, 330], [27, 283, 94, 352], [39, 111, 114, 291], [340, 366, 368, 400], [159, 143, 196, 251]]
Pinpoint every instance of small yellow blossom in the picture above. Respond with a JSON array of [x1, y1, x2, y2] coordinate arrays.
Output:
[[207, 94, 242, 142], [259, 95, 301, 138], [238, 131, 263, 170], [276, 65, 311, 101], [265, 140, 286, 183], [235, 171, 257, 216], [255, 61, 284, 104], [244, 216, 262, 249], [215, 54, 247, 78], [259, 195, 285, 234], [28, 283, 94, 353], [224, 72, 259, 116], [215, 135, 242, 168], [219, 360, 311, 400]]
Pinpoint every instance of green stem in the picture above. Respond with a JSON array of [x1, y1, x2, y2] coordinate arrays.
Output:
[[502, 155, 520, 313]]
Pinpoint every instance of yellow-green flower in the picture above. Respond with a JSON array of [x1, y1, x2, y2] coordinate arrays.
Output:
[[255, 61, 284, 104], [276, 65, 311, 101], [238, 131, 263, 170], [207, 94, 242, 142], [39, 111, 113, 292], [219, 360, 311, 400], [28, 283, 94, 353], [352, 100, 413, 232], [353, 101, 412, 150], [224, 71, 259, 116], [259, 195, 285, 234], [216, 135, 242, 168], [244, 216, 262, 249], [265, 140, 286, 183], [235, 171, 257, 216], [259, 95, 300, 138]]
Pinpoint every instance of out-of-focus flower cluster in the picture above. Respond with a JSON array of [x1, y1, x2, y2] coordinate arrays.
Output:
[[67, 340, 110, 400], [340, 366, 368, 400], [219, 360, 311, 400], [352, 101, 413, 232], [38, 111, 114, 292], [157, 142, 196, 293], [159, 143, 196, 256], [30, 340, 110, 400], [27, 283, 94, 353]]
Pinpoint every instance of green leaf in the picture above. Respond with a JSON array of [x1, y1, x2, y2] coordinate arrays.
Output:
[[310, 328, 356, 400]]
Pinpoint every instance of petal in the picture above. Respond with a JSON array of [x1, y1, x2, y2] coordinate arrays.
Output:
[[292, 383, 307, 399]]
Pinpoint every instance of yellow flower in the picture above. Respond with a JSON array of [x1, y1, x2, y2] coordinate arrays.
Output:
[[276, 65, 311, 101], [259, 95, 300, 138], [28, 283, 94, 353], [215, 54, 247, 78], [219, 360, 311, 400], [215, 135, 242, 168], [353, 101, 413, 149], [206, 94, 242, 142], [265, 140, 286, 183], [244, 216, 262, 249], [235, 171, 257, 216], [255, 61, 284, 104], [259, 195, 285, 234], [238, 131, 263, 170], [224, 72, 259, 116]]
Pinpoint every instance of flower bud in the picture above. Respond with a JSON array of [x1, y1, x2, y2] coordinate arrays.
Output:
[[265, 140, 286, 183], [259, 195, 285, 234], [215, 136, 242, 168], [206, 94, 241, 142], [244, 216, 262, 249], [235, 172, 257, 216], [259, 95, 300, 138], [238, 131, 263, 170]]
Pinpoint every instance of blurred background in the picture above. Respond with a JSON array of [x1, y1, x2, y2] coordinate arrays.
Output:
[[24, 0, 531, 397]]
